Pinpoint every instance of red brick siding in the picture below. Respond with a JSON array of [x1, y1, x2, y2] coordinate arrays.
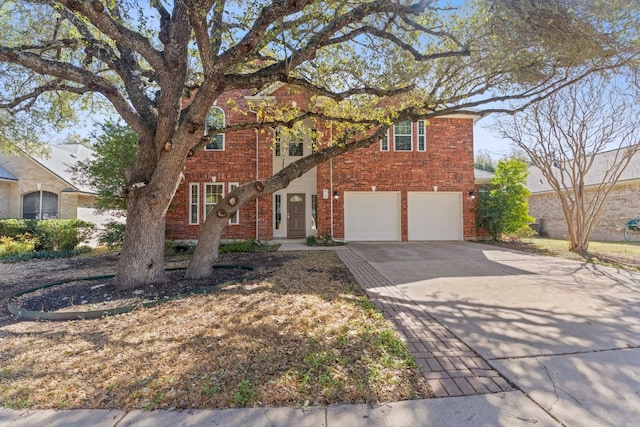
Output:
[[315, 118, 477, 240], [165, 90, 274, 241], [166, 86, 478, 242]]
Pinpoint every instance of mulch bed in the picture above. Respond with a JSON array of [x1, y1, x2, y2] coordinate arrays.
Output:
[[0, 252, 291, 325], [11, 267, 252, 314]]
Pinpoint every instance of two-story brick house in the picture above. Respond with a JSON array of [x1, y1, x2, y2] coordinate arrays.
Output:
[[165, 85, 480, 242]]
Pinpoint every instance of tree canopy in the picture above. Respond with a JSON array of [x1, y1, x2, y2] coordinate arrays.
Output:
[[69, 121, 137, 213], [1, 0, 638, 288]]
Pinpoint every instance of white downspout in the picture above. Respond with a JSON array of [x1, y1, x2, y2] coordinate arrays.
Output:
[[247, 105, 260, 241]]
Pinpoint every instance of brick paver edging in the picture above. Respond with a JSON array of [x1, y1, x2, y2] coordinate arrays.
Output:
[[337, 248, 514, 398]]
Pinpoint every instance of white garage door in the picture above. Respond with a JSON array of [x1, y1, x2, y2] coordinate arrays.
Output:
[[345, 192, 401, 241], [408, 192, 463, 240]]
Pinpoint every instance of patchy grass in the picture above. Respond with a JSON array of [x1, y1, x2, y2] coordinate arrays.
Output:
[[0, 251, 431, 410], [489, 238, 640, 271]]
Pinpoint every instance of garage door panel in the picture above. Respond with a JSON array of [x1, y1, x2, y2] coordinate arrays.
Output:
[[408, 192, 462, 240], [345, 192, 401, 241]]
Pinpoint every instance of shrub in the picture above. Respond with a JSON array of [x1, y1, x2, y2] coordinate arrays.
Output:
[[306, 235, 317, 246], [98, 221, 126, 250], [0, 236, 36, 257], [0, 219, 95, 251], [220, 239, 256, 253]]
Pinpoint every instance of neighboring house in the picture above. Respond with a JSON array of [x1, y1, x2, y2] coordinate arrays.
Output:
[[0, 144, 114, 244], [527, 148, 640, 241], [166, 85, 483, 242]]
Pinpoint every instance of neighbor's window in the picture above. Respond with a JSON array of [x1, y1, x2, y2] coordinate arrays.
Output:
[[275, 194, 282, 230], [204, 183, 224, 219], [22, 191, 58, 219], [204, 107, 225, 150], [189, 183, 199, 225], [418, 120, 426, 151], [394, 121, 412, 151], [228, 183, 239, 225]]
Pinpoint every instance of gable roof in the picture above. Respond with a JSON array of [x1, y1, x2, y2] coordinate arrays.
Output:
[[528, 146, 640, 193], [474, 168, 494, 184], [0, 164, 18, 182], [30, 144, 96, 194]]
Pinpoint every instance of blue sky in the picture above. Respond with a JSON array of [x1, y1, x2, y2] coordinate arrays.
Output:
[[475, 117, 512, 159]]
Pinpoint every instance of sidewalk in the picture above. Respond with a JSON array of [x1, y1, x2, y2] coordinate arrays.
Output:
[[0, 244, 560, 427]]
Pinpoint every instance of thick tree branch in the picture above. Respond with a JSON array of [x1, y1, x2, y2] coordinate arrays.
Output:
[[55, 0, 166, 73], [0, 46, 149, 137]]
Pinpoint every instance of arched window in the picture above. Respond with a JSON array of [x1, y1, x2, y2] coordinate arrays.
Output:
[[22, 191, 58, 219], [204, 106, 225, 151]]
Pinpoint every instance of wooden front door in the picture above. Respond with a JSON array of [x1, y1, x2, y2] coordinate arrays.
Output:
[[287, 193, 306, 238]]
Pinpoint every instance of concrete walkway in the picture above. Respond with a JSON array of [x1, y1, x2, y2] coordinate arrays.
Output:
[[3, 241, 639, 426]]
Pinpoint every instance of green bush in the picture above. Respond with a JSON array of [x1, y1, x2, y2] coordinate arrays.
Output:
[[98, 221, 126, 250], [0, 219, 95, 251], [306, 235, 317, 246], [0, 236, 36, 256], [220, 239, 256, 253]]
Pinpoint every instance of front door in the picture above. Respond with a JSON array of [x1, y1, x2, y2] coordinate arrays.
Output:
[[287, 193, 306, 238]]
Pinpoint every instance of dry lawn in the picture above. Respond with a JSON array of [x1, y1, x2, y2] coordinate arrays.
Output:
[[491, 238, 640, 271], [0, 251, 431, 410]]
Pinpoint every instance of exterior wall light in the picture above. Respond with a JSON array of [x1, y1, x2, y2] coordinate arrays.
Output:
[[334, 191, 339, 200], [469, 190, 475, 200]]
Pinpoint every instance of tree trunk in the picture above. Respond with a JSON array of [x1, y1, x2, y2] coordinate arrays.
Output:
[[114, 189, 170, 290], [185, 212, 227, 279]]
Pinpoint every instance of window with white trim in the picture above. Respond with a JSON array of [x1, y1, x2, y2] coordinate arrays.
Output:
[[228, 183, 239, 225], [418, 120, 426, 151], [204, 183, 224, 219], [380, 130, 389, 151], [394, 121, 412, 151], [288, 135, 303, 156], [189, 183, 199, 225], [204, 107, 225, 151], [274, 129, 304, 156]]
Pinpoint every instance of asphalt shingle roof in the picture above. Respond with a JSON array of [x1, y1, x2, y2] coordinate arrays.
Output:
[[0, 165, 18, 181], [528, 146, 640, 193]]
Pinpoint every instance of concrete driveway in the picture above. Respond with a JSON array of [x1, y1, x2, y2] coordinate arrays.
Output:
[[349, 241, 640, 427]]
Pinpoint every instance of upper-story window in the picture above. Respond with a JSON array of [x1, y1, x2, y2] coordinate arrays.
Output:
[[274, 130, 304, 157], [22, 191, 58, 219], [380, 131, 389, 151], [417, 120, 426, 151], [204, 107, 225, 151], [380, 121, 429, 152], [394, 121, 412, 151]]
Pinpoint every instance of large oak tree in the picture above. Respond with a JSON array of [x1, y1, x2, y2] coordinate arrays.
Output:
[[1, 0, 637, 288]]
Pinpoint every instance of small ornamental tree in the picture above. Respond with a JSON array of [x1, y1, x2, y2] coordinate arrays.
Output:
[[496, 74, 640, 251], [478, 158, 533, 241]]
